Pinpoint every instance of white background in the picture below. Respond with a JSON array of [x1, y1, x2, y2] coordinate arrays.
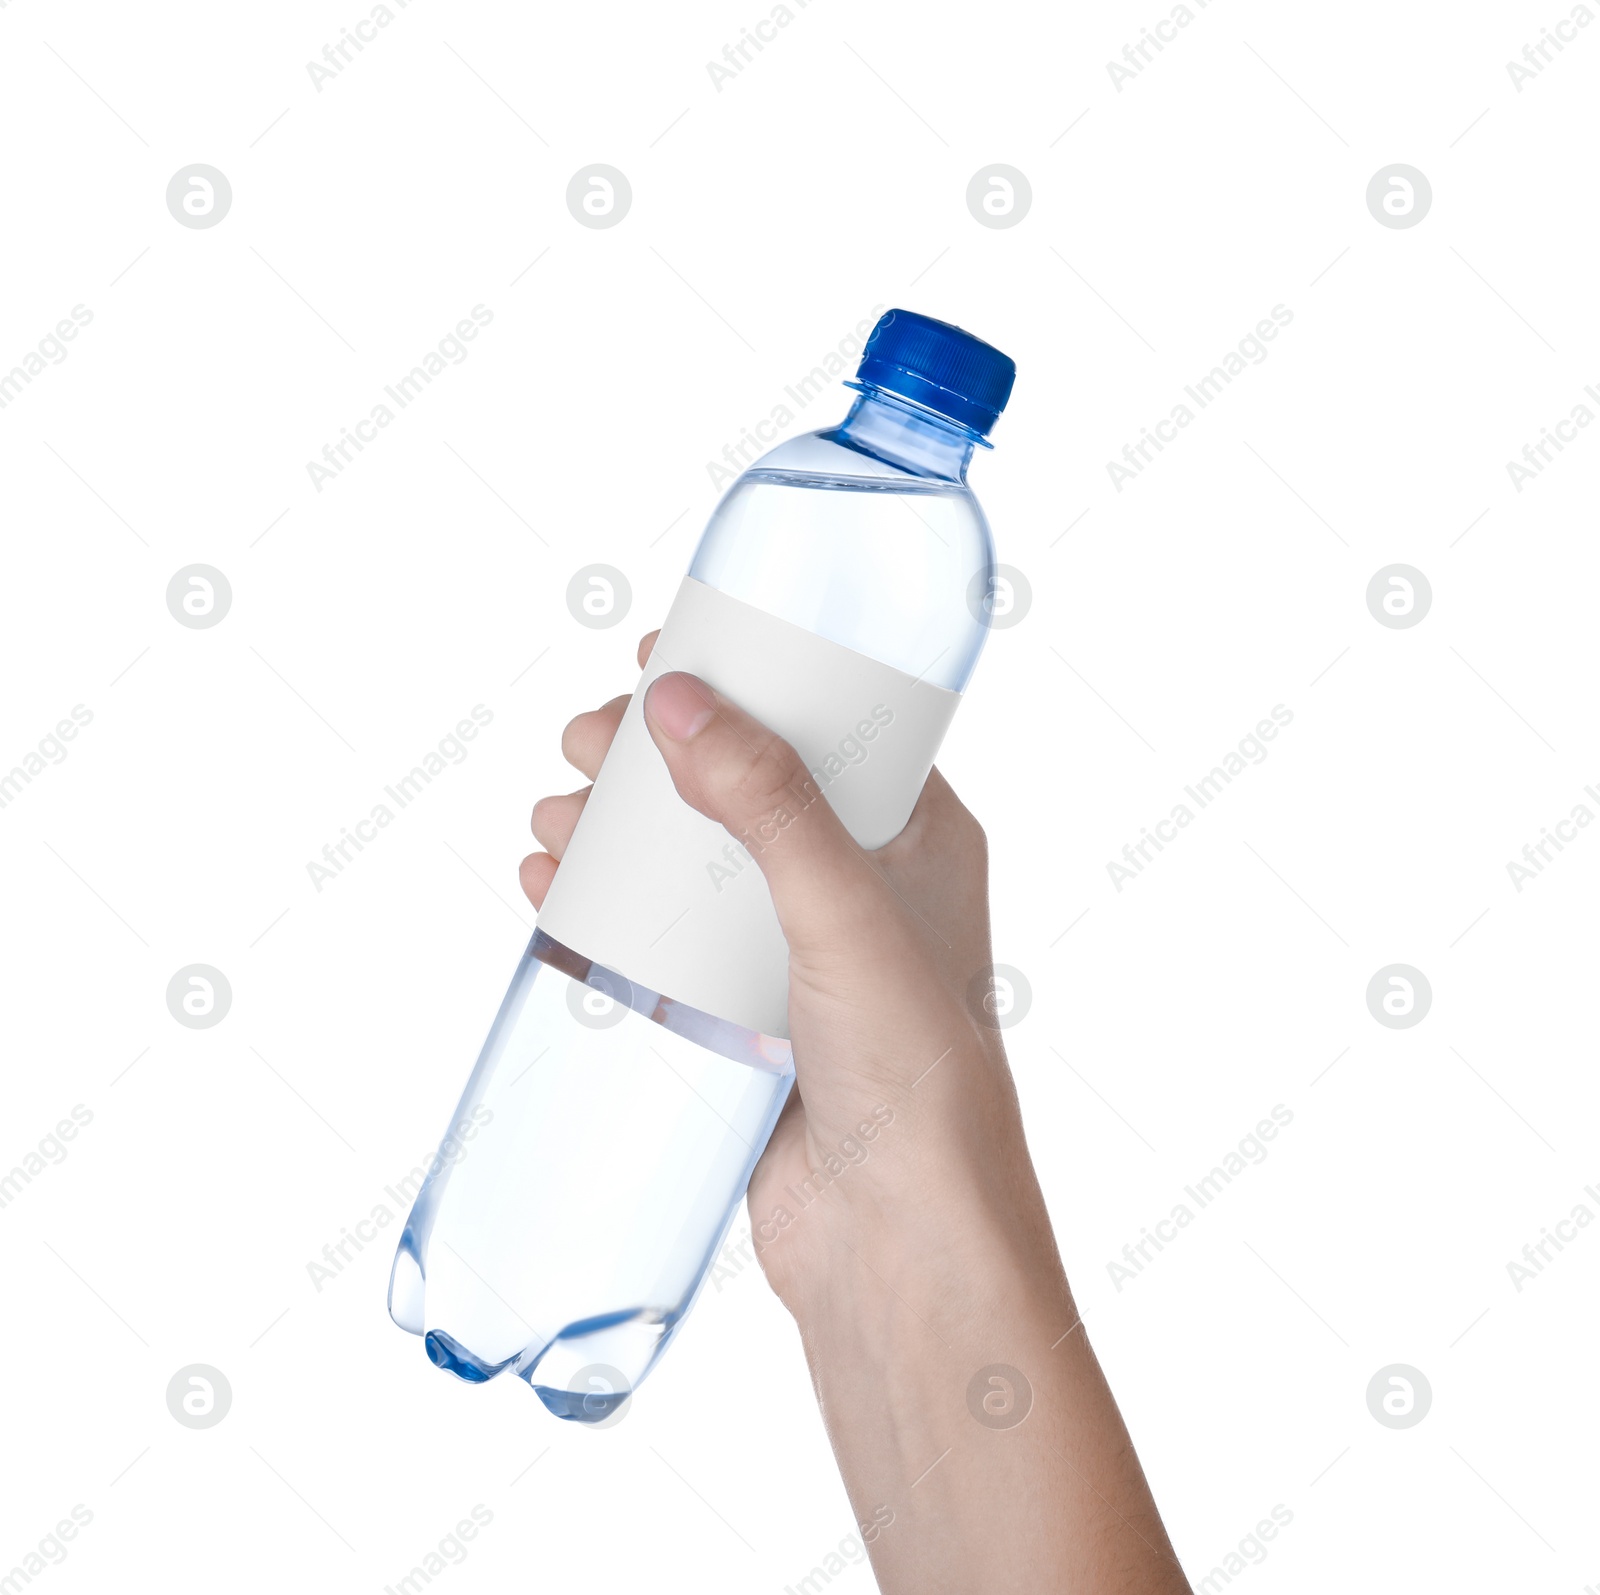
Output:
[[2, 1, 1597, 1590]]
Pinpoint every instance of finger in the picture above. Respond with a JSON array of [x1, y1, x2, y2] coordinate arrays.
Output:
[[636, 629, 660, 670], [530, 786, 591, 859], [877, 766, 999, 1028], [878, 766, 989, 923], [561, 694, 630, 781], [642, 672, 889, 960], [519, 851, 557, 910]]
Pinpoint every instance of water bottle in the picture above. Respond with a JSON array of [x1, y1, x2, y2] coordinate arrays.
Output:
[[388, 308, 1016, 1420]]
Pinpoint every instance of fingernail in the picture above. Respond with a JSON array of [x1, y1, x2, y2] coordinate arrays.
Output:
[[646, 672, 716, 741]]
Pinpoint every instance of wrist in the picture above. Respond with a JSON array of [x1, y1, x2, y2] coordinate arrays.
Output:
[[775, 1106, 1071, 1350]]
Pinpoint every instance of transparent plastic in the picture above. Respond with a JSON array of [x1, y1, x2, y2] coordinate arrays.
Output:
[[388, 385, 997, 1418]]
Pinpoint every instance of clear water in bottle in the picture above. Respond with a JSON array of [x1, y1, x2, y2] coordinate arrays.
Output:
[[388, 310, 1016, 1420]]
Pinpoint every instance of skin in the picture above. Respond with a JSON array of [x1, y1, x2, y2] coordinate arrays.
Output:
[[522, 632, 1191, 1595]]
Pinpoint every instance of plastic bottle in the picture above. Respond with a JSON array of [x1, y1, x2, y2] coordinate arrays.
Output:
[[388, 308, 1016, 1421]]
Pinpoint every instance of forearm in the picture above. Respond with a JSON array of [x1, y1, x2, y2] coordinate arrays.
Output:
[[788, 1145, 1191, 1594]]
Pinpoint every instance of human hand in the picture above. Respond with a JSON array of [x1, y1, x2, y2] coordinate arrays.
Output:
[[521, 630, 1190, 1595], [519, 630, 1032, 1312]]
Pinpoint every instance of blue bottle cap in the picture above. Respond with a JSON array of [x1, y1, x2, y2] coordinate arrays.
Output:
[[854, 308, 1016, 437]]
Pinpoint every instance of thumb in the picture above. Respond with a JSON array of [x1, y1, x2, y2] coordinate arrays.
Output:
[[642, 671, 882, 958]]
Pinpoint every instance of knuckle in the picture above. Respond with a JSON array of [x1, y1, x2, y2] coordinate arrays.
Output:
[[955, 802, 988, 859], [729, 729, 806, 821], [900, 771, 986, 858], [929, 775, 986, 857]]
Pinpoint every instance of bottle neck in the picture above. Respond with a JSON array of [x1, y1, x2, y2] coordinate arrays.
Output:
[[831, 385, 981, 482]]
